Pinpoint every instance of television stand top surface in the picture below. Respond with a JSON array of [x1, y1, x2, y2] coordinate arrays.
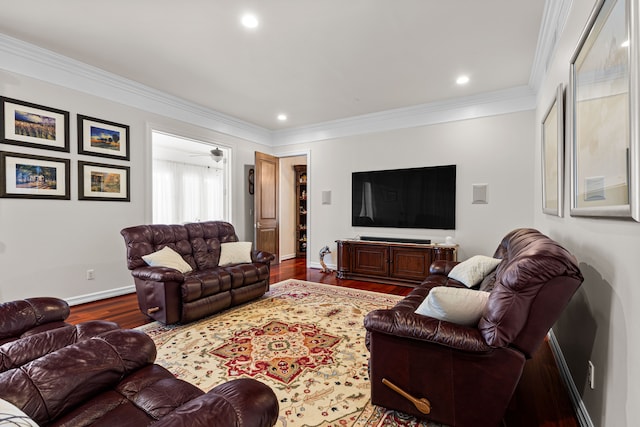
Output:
[[358, 236, 432, 245]]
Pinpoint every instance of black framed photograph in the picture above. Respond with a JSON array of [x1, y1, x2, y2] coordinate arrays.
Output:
[[541, 84, 564, 217], [0, 151, 70, 199], [568, 0, 639, 221], [78, 161, 130, 201], [0, 97, 70, 152], [78, 115, 130, 160]]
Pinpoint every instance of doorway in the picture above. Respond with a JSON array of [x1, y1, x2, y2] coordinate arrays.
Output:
[[151, 131, 230, 224], [251, 152, 309, 264]]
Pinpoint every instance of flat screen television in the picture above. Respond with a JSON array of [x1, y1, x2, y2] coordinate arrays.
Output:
[[352, 165, 456, 229]]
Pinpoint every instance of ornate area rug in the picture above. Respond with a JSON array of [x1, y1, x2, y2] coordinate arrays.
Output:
[[138, 280, 443, 427]]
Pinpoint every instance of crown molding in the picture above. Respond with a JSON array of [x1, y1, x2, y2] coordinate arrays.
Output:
[[272, 85, 537, 146], [1, 31, 545, 148], [0, 33, 273, 146], [529, 0, 573, 92]]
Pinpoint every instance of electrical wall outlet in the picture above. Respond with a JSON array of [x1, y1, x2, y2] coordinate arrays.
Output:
[[588, 360, 595, 389], [86, 269, 95, 280]]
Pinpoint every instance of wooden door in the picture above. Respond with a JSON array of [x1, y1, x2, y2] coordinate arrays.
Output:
[[254, 151, 279, 263]]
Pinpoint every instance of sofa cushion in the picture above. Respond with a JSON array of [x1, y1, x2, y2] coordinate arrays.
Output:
[[143, 246, 192, 273], [415, 286, 490, 326], [447, 255, 501, 287], [219, 242, 253, 266]]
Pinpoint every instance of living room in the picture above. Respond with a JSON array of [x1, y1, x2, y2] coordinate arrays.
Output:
[[0, 1, 638, 426]]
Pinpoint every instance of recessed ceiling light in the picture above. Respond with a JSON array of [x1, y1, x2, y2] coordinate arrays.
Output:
[[456, 75, 470, 85], [241, 13, 259, 29], [277, 114, 288, 121]]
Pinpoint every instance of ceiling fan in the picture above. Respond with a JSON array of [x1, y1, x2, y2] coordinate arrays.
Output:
[[189, 147, 224, 162]]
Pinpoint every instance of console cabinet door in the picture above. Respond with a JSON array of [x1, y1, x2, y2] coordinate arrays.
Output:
[[351, 244, 389, 277], [390, 247, 432, 282]]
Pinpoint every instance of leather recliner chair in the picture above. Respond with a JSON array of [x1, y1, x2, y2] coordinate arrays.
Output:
[[0, 328, 279, 426], [364, 228, 583, 427]]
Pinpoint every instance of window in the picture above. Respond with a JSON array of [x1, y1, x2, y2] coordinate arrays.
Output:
[[152, 131, 230, 224]]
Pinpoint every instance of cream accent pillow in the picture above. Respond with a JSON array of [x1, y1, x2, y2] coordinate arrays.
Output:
[[447, 255, 501, 288], [142, 246, 192, 273], [415, 287, 490, 326], [0, 398, 39, 426], [219, 241, 253, 266]]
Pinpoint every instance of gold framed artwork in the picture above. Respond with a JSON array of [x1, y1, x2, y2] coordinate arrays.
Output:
[[0, 97, 70, 152], [78, 161, 130, 202], [568, 0, 639, 221], [542, 84, 564, 217], [0, 151, 70, 199]]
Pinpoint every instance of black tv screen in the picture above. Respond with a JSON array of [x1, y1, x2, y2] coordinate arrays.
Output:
[[352, 165, 456, 229]]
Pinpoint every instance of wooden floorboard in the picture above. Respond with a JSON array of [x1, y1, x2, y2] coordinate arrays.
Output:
[[68, 258, 579, 427]]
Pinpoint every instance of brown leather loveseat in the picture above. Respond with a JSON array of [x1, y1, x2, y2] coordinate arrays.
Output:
[[364, 228, 583, 427], [0, 328, 279, 426], [121, 221, 275, 324]]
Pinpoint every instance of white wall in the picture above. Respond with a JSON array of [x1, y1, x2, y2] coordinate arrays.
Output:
[[534, 0, 640, 425], [0, 71, 269, 304], [275, 110, 536, 268]]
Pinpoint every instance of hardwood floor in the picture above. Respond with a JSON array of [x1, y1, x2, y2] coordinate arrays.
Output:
[[68, 258, 578, 427]]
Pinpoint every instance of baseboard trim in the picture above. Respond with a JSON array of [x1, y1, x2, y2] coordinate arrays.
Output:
[[548, 330, 595, 427], [65, 285, 135, 307], [280, 253, 297, 262]]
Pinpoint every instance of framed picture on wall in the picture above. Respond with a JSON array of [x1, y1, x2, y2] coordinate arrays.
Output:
[[0, 151, 70, 199], [541, 84, 564, 217], [568, 0, 639, 221], [78, 161, 130, 202], [0, 97, 70, 152], [77, 115, 130, 160]]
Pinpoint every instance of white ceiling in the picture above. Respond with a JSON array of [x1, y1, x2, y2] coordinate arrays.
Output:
[[0, 0, 545, 131]]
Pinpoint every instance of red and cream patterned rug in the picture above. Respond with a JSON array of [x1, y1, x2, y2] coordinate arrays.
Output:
[[138, 279, 443, 427]]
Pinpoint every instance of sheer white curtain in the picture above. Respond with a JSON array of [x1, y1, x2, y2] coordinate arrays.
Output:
[[152, 159, 225, 224]]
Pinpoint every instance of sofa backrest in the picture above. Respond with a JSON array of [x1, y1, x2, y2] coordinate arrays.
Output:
[[478, 228, 583, 358], [120, 221, 239, 271]]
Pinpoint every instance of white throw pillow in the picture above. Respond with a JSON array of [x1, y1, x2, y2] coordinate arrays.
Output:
[[447, 255, 501, 288], [0, 398, 39, 426], [219, 241, 253, 266], [142, 246, 192, 273], [415, 286, 490, 326]]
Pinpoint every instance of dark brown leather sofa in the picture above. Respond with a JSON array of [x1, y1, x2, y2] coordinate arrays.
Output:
[[0, 297, 119, 371], [121, 221, 275, 324], [0, 328, 279, 426], [364, 228, 583, 427]]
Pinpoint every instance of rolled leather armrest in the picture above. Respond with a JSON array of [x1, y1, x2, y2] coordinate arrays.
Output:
[[154, 378, 279, 427], [0, 297, 70, 340], [364, 308, 491, 353], [428, 260, 459, 276], [131, 266, 185, 282], [252, 250, 276, 264]]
